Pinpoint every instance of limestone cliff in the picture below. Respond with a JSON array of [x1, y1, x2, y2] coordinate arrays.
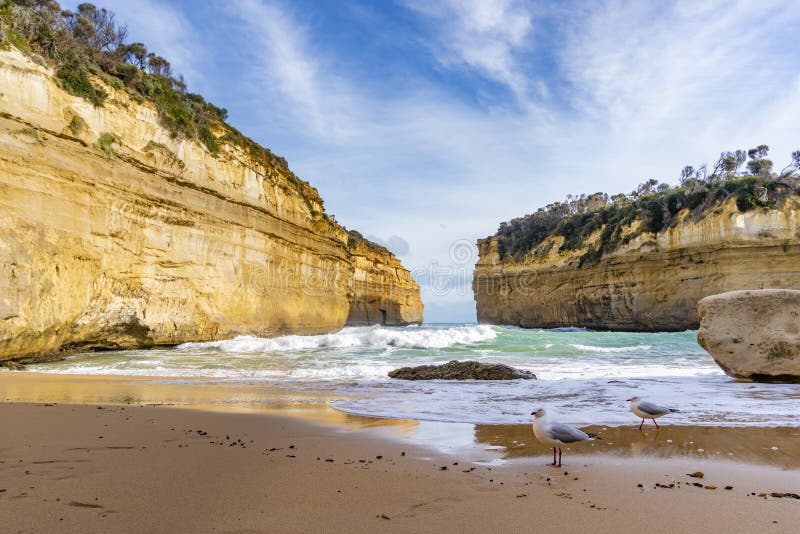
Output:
[[0, 49, 422, 363], [474, 198, 800, 331], [345, 240, 423, 326]]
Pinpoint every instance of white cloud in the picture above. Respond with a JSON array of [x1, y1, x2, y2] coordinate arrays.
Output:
[[230, 0, 364, 139], [555, 0, 800, 180], [404, 0, 535, 101], [562, 1, 776, 122]]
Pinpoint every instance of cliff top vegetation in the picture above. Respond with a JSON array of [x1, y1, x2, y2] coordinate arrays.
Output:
[[492, 147, 800, 266], [345, 229, 391, 255], [0, 0, 319, 204]]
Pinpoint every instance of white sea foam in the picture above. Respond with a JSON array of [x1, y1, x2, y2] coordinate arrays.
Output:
[[570, 344, 652, 353], [177, 324, 497, 353], [36, 363, 397, 380], [532, 364, 723, 380]]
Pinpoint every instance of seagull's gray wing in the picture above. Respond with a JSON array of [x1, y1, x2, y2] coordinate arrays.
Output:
[[549, 422, 590, 443], [637, 401, 670, 416]]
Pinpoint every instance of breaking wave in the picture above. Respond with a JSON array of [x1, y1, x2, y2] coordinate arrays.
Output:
[[176, 324, 498, 353]]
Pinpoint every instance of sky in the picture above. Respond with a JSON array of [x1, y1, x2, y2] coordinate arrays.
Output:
[[64, 0, 800, 322]]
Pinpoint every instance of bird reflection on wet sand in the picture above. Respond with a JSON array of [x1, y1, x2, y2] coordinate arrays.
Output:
[[473, 424, 800, 468]]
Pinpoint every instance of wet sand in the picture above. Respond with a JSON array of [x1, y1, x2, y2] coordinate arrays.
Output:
[[1, 372, 799, 533], [476, 424, 800, 469]]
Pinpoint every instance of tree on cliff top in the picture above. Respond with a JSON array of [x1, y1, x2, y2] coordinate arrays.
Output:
[[780, 151, 800, 178], [68, 3, 127, 54], [746, 145, 773, 176]]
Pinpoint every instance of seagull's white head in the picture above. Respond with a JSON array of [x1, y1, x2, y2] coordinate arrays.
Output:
[[530, 408, 547, 419], [626, 396, 640, 403]]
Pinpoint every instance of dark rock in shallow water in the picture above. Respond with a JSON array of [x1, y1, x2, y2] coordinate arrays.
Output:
[[388, 360, 536, 380], [1, 361, 26, 371]]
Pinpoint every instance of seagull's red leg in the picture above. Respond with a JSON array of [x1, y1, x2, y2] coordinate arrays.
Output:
[[638, 418, 644, 430], [653, 418, 659, 429], [556, 448, 562, 468]]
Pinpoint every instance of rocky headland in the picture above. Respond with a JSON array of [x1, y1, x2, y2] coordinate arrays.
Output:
[[474, 166, 800, 331], [0, 47, 421, 364]]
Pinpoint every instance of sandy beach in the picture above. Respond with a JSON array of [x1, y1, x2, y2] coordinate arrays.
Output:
[[1, 373, 798, 533]]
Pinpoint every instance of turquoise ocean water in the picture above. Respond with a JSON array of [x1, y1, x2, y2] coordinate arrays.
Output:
[[27, 324, 800, 426]]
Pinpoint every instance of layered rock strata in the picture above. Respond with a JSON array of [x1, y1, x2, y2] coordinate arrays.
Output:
[[0, 49, 422, 363]]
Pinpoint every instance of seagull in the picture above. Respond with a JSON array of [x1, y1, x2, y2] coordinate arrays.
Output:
[[530, 408, 598, 468], [627, 396, 679, 430]]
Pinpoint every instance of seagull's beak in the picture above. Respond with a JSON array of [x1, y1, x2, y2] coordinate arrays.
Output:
[[626, 398, 633, 402], [530, 411, 535, 415]]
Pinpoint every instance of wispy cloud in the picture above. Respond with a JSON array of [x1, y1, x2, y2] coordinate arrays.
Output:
[[552, 0, 800, 181], [231, 0, 364, 139], [404, 0, 535, 101], [560, 1, 794, 124]]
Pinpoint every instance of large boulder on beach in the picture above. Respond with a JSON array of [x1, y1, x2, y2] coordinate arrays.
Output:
[[697, 289, 800, 382], [388, 360, 536, 380]]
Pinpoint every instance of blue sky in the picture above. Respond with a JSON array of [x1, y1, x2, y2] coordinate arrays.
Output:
[[65, 0, 800, 322]]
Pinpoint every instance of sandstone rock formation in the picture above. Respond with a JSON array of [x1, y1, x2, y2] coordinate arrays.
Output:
[[0, 49, 422, 363], [474, 200, 800, 331], [346, 240, 422, 326], [389, 360, 536, 380], [697, 289, 800, 382]]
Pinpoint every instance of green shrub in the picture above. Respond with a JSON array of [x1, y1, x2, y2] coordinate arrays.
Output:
[[665, 190, 685, 216], [643, 200, 665, 233], [197, 125, 219, 153], [67, 114, 86, 135], [0, 3, 31, 54], [578, 245, 603, 267], [95, 132, 120, 155], [56, 52, 107, 106], [735, 193, 758, 211], [685, 190, 707, 210], [345, 229, 388, 254]]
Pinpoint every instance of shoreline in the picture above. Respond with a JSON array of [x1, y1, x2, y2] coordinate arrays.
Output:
[[1, 400, 798, 533], [2, 371, 799, 469]]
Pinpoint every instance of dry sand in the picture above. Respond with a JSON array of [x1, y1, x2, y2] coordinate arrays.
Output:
[[1, 373, 798, 533]]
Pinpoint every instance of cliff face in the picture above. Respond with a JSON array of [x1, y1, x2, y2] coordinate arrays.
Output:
[[474, 199, 800, 331], [0, 49, 422, 363], [346, 241, 423, 326]]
